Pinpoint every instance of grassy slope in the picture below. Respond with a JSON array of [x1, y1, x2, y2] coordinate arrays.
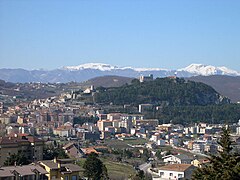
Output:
[[77, 157, 136, 180]]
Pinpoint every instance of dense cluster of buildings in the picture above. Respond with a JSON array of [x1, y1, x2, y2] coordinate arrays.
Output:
[[0, 81, 240, 180]]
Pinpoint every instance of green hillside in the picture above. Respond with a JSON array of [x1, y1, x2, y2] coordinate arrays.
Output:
[[95, 77, 230, 106]]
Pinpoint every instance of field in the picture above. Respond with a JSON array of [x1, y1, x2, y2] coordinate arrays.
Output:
[[104, 138, 148, 149], [101, 158, 136, 180], [77, 157, 136, 180]]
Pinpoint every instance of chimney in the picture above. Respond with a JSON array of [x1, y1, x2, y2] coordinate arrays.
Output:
[[53, 157, 57, 163], [58, 162, 61, 169]]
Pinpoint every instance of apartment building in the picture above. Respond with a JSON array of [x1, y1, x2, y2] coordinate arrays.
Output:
[[0, 135, 44, 166]]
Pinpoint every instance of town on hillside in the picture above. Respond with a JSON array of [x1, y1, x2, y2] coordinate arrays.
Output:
[[0, 75, 240, 180]]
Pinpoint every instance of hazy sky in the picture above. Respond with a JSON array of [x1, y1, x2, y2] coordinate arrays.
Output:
[[0, 0, 240, 70]]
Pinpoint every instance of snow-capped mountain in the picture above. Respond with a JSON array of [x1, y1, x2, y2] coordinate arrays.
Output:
[[63, 63, 168, 72], [63, 63, 240, 76], [0, 63, 239, 83], [178, 64, 240, 76], [63, 63, 118, 71]]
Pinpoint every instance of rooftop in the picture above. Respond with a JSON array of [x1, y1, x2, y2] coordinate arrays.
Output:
[[0, 164, 48, 177], [159, 164, 194, 172]]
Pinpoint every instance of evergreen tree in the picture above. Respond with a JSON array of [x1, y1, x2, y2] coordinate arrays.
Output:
[[83, 152, 109, 180], [192, 127, 240, 180]]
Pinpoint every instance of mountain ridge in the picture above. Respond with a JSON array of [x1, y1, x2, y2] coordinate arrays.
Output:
[[0, 63, 239, 83], [62, 63, 240, 76]]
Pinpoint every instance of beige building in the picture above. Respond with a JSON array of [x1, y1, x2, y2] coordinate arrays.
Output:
[[0, 136, 44, 166], [97, 120, 113, 131], [38, 158, 80, 180], [0, 164, 48, 180]]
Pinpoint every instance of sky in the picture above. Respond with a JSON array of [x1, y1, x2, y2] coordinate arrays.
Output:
[[0, 0, 240, 71]]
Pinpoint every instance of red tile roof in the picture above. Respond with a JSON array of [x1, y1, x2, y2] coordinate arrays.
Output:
[[159, 164, 194, 172]]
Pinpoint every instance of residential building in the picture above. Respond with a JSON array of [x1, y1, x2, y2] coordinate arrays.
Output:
[[192, 141, 205, 153], [97, 120, 113, 132], [162, 154, 193, 164], [82, 131, 100, 141], [63, 143, 83, 158], [191, 158, 209, 168], [157, 139, 166, 146], [158, 164, 196, 180], [0, 136, 44, 166], [38, 158, 80, 180], [0, 164, 48, 180]]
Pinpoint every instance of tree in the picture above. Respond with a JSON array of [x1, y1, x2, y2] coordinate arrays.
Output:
[[155, 150, 162, 160], [132, 170, 145, 180], [141, 149, 151, 162], [165, 150, 172, 156], [43, 145, 68, 160], [83, 153, 109, 180], [192, 127, 240, 180], [4, 152, 29, 166]]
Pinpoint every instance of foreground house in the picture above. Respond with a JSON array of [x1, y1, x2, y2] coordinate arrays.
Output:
[[0, 164, 48, 180], [158, 164, 196, 180], [38, 158, 81, 180]]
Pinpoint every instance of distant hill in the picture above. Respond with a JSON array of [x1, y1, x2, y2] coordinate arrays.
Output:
[[187, 75, 240, 103], [80, 75, 134, 88], [95, 77, 230, 106], [94, 77, 240, 125], [0, 79, 62, 100], [80, 75, 240, 103]]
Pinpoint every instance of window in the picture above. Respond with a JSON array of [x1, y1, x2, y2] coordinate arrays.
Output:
[[71, 175, 77, 180], [65, 176, 69, 180], [160, 172, 164, 177], [170, 173, 173, 176], [178, 174, 183, 178]]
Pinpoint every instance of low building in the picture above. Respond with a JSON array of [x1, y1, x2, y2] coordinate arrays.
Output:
[[192, 141, 205, 153], [191, 158, 209, 168], [63, 143, 84, 158], [162, 154, 193, 164], [158, 164, 196, 180], [97, 120, 113, 132], [157, 139, 166, 146], [53, 125, 74, 137], [83, 131, 100, 141], [38, 159, 81, 180], [0, 164, 48, 180]]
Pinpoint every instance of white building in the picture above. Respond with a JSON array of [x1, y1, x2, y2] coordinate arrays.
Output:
[[150, 133, 160, 142], [192, 141, 205, 153], [236, 126, 240, 135], [158, 164, 196, 180], [157, 139, 166, 146], [162, 154, 193, 164]]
